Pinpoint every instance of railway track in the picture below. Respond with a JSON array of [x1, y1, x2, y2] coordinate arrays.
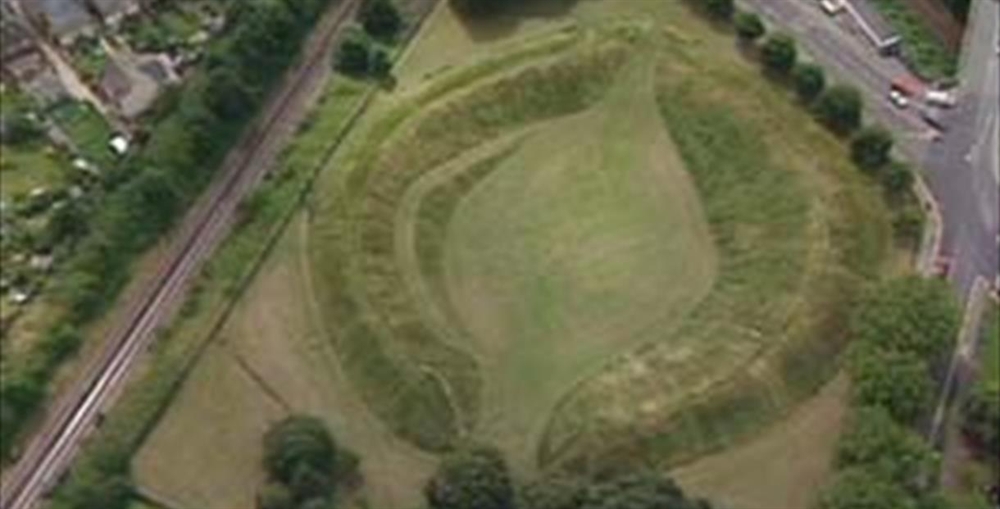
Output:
[[0, 0, 363, 506]]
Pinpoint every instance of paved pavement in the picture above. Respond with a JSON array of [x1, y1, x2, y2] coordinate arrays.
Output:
[[744, 0, 999, 300]]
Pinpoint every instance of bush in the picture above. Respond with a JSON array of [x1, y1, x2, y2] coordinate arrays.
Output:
[[335, 32, 393, 79], [734, 12, 765, 42], [426, 445, 514, 509], [760, 33, 797, 74], [962, 384, 1000, 455], [850, 126, 894, 173], [816, 85, 863, 135], [792, 62, 826, 102]]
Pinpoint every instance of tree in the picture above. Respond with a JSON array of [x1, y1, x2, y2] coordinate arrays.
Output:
[[52, 470, 132, 509], [703, 0, 735, 20], [793, 62, 826, 102], [850, 277, 959, 360], [0, 113, 43, 146], [581, 473, 712, 509], [816, 85, 863, 135], [761, 33, 797, 74], [880, 161, 914, 196], [425, 445, 514, 509], [289, 464, 332, 502], [335, 34, 374, 75], [257, 483, 294, 509], [836, 407, 937, 486], [451, 0, 506, 15], [821, 467, 917, 509], [848, 349, 931, 424], [734, 12, 765, 42], [962, 384, 1000, 455], [263, 416, 337, 485], [850, 126, 894, 172], [362, 0, 403, 40]]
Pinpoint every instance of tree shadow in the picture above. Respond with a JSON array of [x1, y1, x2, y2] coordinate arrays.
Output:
[[452, 0, 586, 44]]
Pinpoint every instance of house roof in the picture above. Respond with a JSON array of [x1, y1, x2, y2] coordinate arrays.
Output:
[[99, 59, 132, 102], [23, 0, 95, 39]]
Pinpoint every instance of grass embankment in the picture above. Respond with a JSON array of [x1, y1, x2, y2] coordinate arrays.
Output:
[[869, 0, 958, 80], [50, 77, 369, 509], [307, 34, 630, 453]]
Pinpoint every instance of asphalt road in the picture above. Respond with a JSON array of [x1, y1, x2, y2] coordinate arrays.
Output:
[[744, 0, 999, 300], [0, 0, 362, 507]]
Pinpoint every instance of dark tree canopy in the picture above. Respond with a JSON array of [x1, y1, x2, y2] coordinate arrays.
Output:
[[850, 126, 894, 172], [848, 349, 932, 424], [426, 445, 515, 509], [793, 62, 826, 102], [850, 277, 959, 360], [520, 477, 586, 509], [822, 467, 917, 509], [760, 33, 797, 74], [702, 0, 735, 20], [836, 407, 936, 486], [880, 161, 914, 196], [734, 12, 765, 41], [362, 0, 403, 40], [263, 416, 337, 485], [816, 85, 863, 135]]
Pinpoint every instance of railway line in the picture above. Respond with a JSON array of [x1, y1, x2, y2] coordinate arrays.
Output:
[[0, 0, 363, 506]]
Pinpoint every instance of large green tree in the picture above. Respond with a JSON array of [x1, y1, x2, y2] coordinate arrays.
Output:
[[850, 126, 895, 173], [793, 62, 826, 102], [848, 349, 932, 424], [263, 416, 337, 485], [760, 33, 797, 75], [850, 277, 959, 360], [425, 445, 515, 509], [816, 85, 863, 135], [581, 474, 713, 509], [821, 467, 917, 509], [362, 0, 403, 41], [734, 12, 765, 42], [836, 407, 937, 486]]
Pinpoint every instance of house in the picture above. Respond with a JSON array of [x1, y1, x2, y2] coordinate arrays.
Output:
[[86, 0, 140, 28], [97, 59, 131, 106], [846, 0, 901, 55], [22, 0, 97, 46], [0, 9, 39, 85]]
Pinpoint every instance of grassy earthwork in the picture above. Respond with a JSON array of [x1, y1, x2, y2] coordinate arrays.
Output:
[[128, 1, 895, 508]]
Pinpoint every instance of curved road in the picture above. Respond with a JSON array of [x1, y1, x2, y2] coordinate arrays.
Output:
[[0, 0, 362, 507]]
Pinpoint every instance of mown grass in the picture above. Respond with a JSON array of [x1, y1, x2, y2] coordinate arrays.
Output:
[[308, 37, 631, 452], [869, 0, 958, 80], [50, 77, 369, 508]]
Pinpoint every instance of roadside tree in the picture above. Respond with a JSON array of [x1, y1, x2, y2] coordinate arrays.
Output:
[[703, 0, 735, 21], [850, 126, 894, 173], [362, 0, 403, 41], [848, 349, 931, 424], [761, 33, 797, 74], [734, 12, 765, 42], [816, 85, 863, 135], [792, 62, 826, 102]]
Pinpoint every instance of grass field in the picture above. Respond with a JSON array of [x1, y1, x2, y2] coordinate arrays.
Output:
[[131, 1, 893, 507]]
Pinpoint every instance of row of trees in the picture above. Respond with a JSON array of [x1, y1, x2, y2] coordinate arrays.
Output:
[[959, 313, 1000, 469], [258, 416, 359, 509], [823, 277, 960, 509], [726, 9, 925, 241], [3, 0, 337, 498], [425, 444, 716, 509]]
